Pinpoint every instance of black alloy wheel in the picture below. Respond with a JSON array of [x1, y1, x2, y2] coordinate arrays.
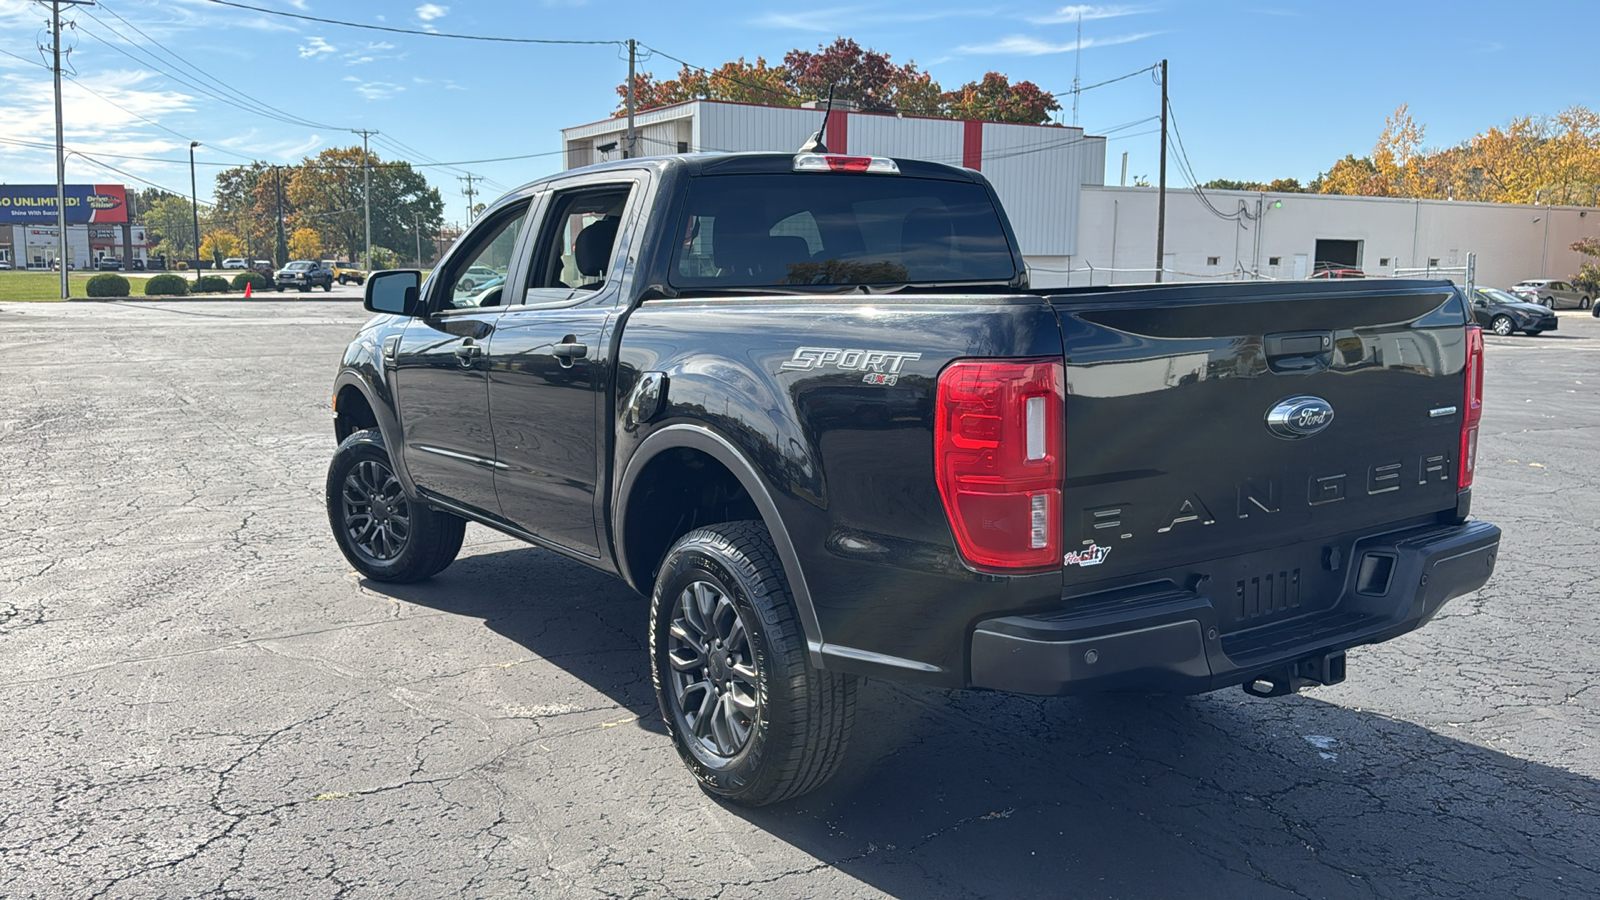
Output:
[[325, 429, 465, 582], [650, 521, 856, 806], [1491, 315, 1515, 336], [666, 580, 761, 760], [340, 457, 411, 565]]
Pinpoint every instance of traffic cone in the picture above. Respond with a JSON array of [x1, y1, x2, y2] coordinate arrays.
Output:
[[245, 281, 252, 298]]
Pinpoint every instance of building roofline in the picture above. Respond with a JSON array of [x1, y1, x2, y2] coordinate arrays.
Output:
[[1085, 183, 1599, 213], [562, 98, 1087, 139]]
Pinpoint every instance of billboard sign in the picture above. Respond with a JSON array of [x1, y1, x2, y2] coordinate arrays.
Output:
[[0, 184, 128, 225]]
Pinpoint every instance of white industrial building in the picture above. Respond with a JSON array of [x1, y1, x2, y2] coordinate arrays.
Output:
[[561, 100, 1107, 261], [561, 101, 1598, 292], [1061, 186, 1596, 292]]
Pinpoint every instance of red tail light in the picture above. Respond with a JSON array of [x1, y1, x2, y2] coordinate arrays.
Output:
[[1459, 325, 1484, 489], [935, 357, 1064, 572]]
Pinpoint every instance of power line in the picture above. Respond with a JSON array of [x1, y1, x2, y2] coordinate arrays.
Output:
[[201, 0, 622, 46], [94, 1, 342, 131]]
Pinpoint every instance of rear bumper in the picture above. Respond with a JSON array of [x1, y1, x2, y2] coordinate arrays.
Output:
[[969, 519, 1500, 696]]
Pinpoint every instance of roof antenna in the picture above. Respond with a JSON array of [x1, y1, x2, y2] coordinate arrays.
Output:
[[798, 84, 836, 153]]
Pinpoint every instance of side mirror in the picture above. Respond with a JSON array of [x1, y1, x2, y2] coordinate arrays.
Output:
[[365, 269, 422, 316]]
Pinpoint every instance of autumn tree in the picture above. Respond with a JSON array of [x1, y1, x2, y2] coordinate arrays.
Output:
[[619, 57, 795, 114], [944, 73, 1060, 125], [288, 227, 323, 261], [285, 147, 444, 264], [143, 195, 211, 262], [199, 229, 242, 266], [615, 37, 1059, 126]]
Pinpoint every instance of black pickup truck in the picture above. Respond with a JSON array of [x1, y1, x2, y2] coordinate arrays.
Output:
[[327, 151, 1499, 805]]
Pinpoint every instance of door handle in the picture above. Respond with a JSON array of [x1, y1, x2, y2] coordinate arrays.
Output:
[[552, 337, 588, 367], [454, 341, 483, 366]]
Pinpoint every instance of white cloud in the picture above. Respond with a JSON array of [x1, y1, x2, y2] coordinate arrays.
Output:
[[298, 36, 336, 58], [415, 3, 449, 21], [956, 31, 1159, 55], [344, 41, 400, 65], [343, 77, 404, 100], [1027, 4, 1153, 25]]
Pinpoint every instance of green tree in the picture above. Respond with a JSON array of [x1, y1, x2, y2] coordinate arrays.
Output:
[[286, 147, 444, 265], [144, 195, 209, 262]]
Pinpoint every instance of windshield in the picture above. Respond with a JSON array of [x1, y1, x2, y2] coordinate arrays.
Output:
[[287, 262, 311, 270], [1477, 288, 1526, 305], [671, 174, 1019, 289]]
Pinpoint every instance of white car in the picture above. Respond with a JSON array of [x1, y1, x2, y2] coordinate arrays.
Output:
[[456, 265, 502, 292], [222, 258, 248, 269]]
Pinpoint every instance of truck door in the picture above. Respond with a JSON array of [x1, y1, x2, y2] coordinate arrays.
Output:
[[391, 199, 532, 518], [488, 177, 642, 558]]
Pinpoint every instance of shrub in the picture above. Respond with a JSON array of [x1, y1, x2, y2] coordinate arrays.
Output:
[[230, 272, 271, 292], [144, 274, 189, 296], [195, 275, 231, 294], [1571, 261, 1600, 298], [85, 273, 131, 297]]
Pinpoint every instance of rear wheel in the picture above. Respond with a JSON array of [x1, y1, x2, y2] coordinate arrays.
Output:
[[1491, 315, 1515, 336], [650, 521, 855, 806], [326, 429, 465, 582], [1524, 329, 1544, 336]]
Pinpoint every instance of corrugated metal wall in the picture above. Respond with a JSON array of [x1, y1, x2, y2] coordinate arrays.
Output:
[[563, 101, 1107, 258]]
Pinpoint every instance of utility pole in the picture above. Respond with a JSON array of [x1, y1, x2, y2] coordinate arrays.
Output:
[[1154, 58, 1168, 284], [413, 213, 421, 267], [458, 174, 480, 225], [352, 129, 378, 270], [273, 164, 286, 264], [43, 0, 95, 298], [189, 141, 201, 277], [625, 38, 637, 158]]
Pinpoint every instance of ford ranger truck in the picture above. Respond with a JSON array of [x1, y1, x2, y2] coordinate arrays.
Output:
[[326, 151, 1500, 805]]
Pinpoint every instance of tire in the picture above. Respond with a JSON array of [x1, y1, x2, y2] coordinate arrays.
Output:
[[459, 279, 475, 292], [326, 428, 465, 583], [337, 275, 347, 285], [1582, 296, 1591, 310], [1524, 329, 1544, 336], [323, 281, 333, 292], [275, 285, 284, 292], [1491, 315, 1515, 336], [650, 521, 855, 806], [299, 283, 310, 292]]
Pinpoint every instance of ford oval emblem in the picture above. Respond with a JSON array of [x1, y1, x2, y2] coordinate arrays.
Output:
[[1266, 396, 1335, 440]]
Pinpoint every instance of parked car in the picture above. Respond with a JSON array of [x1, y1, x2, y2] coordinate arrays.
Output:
[[455, 265, 501, 293], [222, 257, 248, 270], [97, 257, 124, 271], [328, 260, 367, 285], [1469, 287, 1558, 336], [1510, 278, 1590, 309], [0, 260, 13, 270], [274, 260, 334, 292], [330, 151, 1500, 805], [146, 255, 167, 271]]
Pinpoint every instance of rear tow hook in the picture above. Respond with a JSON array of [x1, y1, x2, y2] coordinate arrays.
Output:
[[1242, 651, 1347, 698]]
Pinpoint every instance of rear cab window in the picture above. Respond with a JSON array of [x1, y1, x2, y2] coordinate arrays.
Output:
[[671, 174, 1019, 289]]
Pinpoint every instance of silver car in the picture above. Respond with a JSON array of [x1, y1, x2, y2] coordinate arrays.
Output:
[[1510, 279, 1591, 310]]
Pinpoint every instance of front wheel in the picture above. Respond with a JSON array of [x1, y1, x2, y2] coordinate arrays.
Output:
[[323, 281, 333, 292], [1524, 329, 1545, 336], [1582, 296, 1591, 310], [1491, 315, 1515, 336], [326, 429, 465, 582], [651, 521, 856, 806]]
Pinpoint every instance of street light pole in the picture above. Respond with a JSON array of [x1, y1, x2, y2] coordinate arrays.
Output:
[[189, 141, 201, 278]]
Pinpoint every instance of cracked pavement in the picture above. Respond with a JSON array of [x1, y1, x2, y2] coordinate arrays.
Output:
[[0, 298, 1596, 899]]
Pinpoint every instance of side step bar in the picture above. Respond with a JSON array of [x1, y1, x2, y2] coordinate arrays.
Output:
[[1241, 650, 1347, 698]]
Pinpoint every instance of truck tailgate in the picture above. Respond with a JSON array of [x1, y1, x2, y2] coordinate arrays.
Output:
[[1049, 280, 1469, 616]]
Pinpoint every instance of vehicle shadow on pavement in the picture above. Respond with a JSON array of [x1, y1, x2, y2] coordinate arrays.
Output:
[[371, 546, 1600, 900], [366, 543, 667, 734]]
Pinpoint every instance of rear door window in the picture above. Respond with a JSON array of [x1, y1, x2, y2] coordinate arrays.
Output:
[[671, 174, 1018, 288]]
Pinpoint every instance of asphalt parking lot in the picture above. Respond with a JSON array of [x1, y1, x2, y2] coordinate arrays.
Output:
[[1, 298, 1597, 899]]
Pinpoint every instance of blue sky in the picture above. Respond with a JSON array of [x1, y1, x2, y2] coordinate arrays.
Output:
[[0, 0, 1593, 224]]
